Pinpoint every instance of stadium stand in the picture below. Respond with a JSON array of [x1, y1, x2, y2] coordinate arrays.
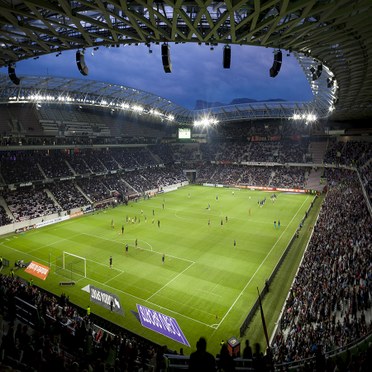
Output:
[[272, 168, 372, 367], [1, 0, 372, 368], [3, 188, 62, 222], [0, 135, 370, 372]]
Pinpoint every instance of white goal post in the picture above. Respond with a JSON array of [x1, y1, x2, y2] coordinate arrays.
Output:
[[62, 251, 87, 278]]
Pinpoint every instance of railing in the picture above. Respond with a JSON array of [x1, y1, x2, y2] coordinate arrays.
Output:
[[164, 354, 255, 371]]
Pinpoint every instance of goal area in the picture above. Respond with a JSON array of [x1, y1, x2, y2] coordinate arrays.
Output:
[[55, 251, 87, 281]]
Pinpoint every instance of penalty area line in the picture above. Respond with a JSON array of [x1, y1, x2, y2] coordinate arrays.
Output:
[[146, 262, 195, 302]]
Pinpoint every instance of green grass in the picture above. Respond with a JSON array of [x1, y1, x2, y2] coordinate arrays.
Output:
[[0, 185, 315, 355]]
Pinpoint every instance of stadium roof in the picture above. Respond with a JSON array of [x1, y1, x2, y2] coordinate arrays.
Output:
[[0, 0, 371, 122], [0, 73, 191, 122]]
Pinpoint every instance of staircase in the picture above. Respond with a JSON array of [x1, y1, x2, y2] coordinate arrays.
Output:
[[308, 141, 328, 164], [306, 168, 325, 192], [0, 196, 14, 221]]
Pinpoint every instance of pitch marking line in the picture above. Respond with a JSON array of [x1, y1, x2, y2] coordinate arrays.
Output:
[[194, 287, 222, 299], [146, 262, 195, 302], [82, 232, 195, 264], [104, 271, 124, 285], [213, 195, 311, 331], [152, 287, 219, 319]]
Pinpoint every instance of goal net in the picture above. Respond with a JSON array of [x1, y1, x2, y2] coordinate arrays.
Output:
[[55, 252, 87, 281]]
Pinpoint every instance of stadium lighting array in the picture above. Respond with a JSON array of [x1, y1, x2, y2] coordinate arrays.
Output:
[[8, 94, 175, 122], [193, 116, 219, 127], [291, 113, 317, 123], [132, 104, 144, 112]]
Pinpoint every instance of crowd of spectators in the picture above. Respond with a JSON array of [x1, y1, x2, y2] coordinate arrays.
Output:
[[82, 151, 108, 174], [65, 152, 92, 175], [203, 165, 244, 185], [237, 166, 272, 186], [95, 147, 159, 172], [272, 168, 372, 365], [194, 164, 219, 183], [150, 144, 175, 164], [269, 167, 306, 188], [207, 121, 312, 140], [198, 140, 310, 164], [323, 140, 372, 204], [324, 140, 372, 167], [0, 152, 43, 184], [119, 166, 187, 194], [0, 147, 187, 186], [3, 188, 62, 222], [0, 274, 159, 371], [137, 166, 188, 189], [47, 181, 90, 211], [194, 165, 306, 189], [5, 165, 188, 222], [4, 140, 370, 193], [76, 178, 112, 203], [101, 175, 130, 198], [37, 153, 74, 179]]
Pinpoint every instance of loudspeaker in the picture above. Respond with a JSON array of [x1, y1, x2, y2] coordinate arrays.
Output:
[[269, 50, 282, 78], [161, 44, 172, 73], [76, 50, 89, 76], [8, 64, 20, 85], [223, 45, 231, 69]]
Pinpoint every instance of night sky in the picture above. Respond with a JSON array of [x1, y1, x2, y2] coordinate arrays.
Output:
[[2, 43, 313, 110]]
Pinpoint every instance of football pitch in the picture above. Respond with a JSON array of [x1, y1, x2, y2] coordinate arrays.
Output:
[[0, 185, 314, 354]]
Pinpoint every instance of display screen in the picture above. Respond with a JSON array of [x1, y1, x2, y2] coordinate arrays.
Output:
[[178, 128, 191, 139]]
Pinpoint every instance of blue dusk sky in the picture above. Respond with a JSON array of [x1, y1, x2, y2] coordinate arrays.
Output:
[[2, 43, 313, 110]]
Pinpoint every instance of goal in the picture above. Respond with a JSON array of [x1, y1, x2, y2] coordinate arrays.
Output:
[[55, 251, 87, 280]]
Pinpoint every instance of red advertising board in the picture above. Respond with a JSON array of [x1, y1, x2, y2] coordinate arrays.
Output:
[[24, 261, 50, 280]]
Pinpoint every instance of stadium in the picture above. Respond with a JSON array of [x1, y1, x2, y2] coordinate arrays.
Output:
[[0, 1, 371, 371]]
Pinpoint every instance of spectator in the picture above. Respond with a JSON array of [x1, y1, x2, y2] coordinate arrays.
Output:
[[217, 342, 235, 371], [189, 337, 216, 371]]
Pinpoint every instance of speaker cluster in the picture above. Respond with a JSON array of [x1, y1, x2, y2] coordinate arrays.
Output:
[[76, 50, 89, 76], [269, 50, 282, 78], [223, 45, 231, 69], [8, 64, 20, 85], [161, 43, 172, 73]]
